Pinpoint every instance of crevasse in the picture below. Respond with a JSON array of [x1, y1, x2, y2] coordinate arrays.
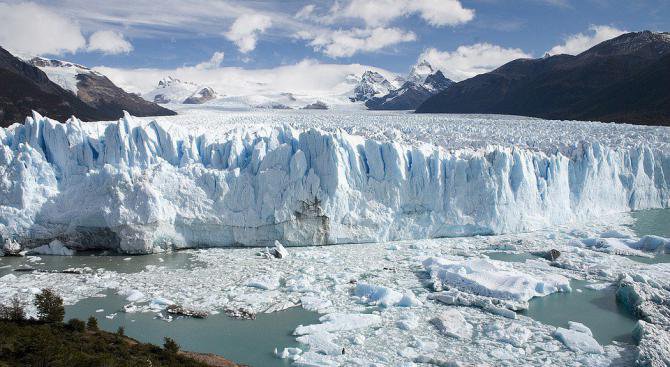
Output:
[[0, 112, 668, 253]]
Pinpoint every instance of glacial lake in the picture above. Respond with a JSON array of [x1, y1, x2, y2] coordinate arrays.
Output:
[[521, 280, 638, 346], [65, 292, 321, 367], [628, 208, 670, 264]]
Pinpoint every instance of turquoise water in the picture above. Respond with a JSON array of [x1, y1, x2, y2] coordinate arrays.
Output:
[[521, 280, 637, 345], [65, 292, 321, 367], [628, 208, 670, 264], [0, 251, 201, 277]]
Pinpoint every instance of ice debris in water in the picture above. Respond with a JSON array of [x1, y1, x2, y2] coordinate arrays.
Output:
[[27, 240, 74, 256], [554, 322, 603, 354]]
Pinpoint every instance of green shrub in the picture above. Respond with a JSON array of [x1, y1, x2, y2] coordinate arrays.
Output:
[[66, 318, 86, 332], [34, 289, 64, 323], [163, 337, 180, 354], [86, 316, 98, 331]]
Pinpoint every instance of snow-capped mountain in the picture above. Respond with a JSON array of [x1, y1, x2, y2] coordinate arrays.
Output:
[[184, 87, 217, 104], [349, 71, 395, 102], [407, 60, 436, 84], [144, 77, 218, 105], [0, 48, 174, 126], [28, 57, 96, 94], [366, 61, 453, 110]]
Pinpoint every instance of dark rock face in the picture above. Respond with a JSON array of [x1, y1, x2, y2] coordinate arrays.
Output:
[[183, 87, 216, 104], [0, 47, 106, 127], [0, 47, 175, 127], [303, 101, 329, 110], [366, 69, 453, 111], [365, 82, 433, 110], [417, 31, 670, 126], [75, 72, 176, 118]]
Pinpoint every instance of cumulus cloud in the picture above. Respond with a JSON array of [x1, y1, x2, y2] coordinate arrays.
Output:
[[341, 0, 474, 27], [94, 59, 395, 97], [302, 27, 416, 58], [418, 44, 532, 81], [195, 51, 225, 70], [0, 2, 86, 55], [225, 14, 272, 53], [548, 25, 626, 55], [87, 30, 133, 54]]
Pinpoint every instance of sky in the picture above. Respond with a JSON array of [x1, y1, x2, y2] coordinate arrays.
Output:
[[0, 0, 668, 93]]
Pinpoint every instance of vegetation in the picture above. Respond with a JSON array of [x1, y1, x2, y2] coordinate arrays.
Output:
[[86, 316, 98, 331], [34, 289, 65, 323], [163, 337, 180, 354], [0, 319, 210, 367], [0, 297, 25, 322], [0, 289, 234, 367]]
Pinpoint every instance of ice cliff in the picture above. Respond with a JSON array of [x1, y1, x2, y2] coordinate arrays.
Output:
[[0, 112, 669, 253]]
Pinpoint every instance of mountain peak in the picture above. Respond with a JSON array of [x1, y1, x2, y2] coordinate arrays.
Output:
[[408, 60, 435, 84]]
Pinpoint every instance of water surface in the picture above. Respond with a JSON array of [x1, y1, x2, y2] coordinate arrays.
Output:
[[65, 292, 321, 367], [521, 280, 637, 346]]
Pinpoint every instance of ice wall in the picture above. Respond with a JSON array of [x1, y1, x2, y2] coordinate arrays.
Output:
[[0, 112, 668, 253]]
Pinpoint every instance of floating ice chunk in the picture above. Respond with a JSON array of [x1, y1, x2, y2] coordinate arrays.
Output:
[[27, 240, 74, 256], [293, 351, 340, 367], [271, 241, 289, 259], [300, 295, 332, 312], [631, 235, 670, 254], [423, 257, 571, 303], [247, 274, 281, 290], [2, 240, 22, 256], [430, 309, 473, 339], [296, 332, 341, 355], [106, 313, 117, 319], [294, 313, 382, 335], [484, 321, 532, 347], [580, 237, 648, 256], [554, 327, 603, 354], [585, 282, 611, 291], [354, 283, 422, 307], [568, 321, 593, 337], [122, 290, 145, 302], [276, 347, 302, 360], [95, 309, 104, 313]]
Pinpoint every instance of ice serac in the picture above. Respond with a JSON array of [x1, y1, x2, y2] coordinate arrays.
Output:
[[0, 113, 669, 253]]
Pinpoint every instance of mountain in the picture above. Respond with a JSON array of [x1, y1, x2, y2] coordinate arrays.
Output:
[[144, 77, 218, 104], [0, 47, 106, 127], [349, 71, 395, 102], [28, 56, 175, 121], [365, 64, 454, 110], [183, 87, 217, 104], [365, 82, 433, 110], [416, 31, 670, 126]]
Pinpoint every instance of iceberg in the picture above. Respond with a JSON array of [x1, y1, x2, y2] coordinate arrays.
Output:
[[0, 112, 668, 253]]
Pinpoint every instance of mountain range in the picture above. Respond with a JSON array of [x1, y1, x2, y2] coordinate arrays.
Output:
[[417, 31, 670, 126], [0, 47, 175, 127]]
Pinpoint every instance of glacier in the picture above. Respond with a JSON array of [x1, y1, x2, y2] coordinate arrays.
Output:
[[0, 111, 669, 254]]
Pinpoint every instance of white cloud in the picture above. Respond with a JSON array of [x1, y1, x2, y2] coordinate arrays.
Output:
[[418, 43, 532, 81], [87, 30, 133, 54], [195, 51, 225, 70], [303, 27, 416, 58], [94, 59, 395, 98], [340, 0, 474, 27], [0, 2, 86, 55], [295, 4, 316, 19], [225, 14, 272, 53], [548, 25, 626, 55]]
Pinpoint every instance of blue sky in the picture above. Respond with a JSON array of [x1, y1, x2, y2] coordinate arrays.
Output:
[[0, 0, 668, 78]]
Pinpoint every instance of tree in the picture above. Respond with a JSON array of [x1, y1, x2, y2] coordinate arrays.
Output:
[[116, 326, 125, 336], [86, 316, 98, 331], [163, 337, 179, 354], [0, 296, 25, 321], [66, 318, 86, 332], [34, 289, 64, 323]]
